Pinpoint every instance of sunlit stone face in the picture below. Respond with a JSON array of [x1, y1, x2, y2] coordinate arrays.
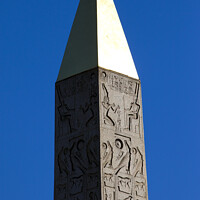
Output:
[[97, 0, 139, 79], [57, 0, 139, 82], [55, 1, 146, 198], [54, 68, 148, 200]]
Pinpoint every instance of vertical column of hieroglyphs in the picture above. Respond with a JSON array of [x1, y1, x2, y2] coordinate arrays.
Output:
[[99, 68, 148, 200], [55, 69, 101, 200]]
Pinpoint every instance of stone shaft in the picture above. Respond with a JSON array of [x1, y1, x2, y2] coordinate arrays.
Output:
[[54, 68, 148, 200]]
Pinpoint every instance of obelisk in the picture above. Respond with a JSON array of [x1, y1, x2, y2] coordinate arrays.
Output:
[[54, 0, 148, 200]]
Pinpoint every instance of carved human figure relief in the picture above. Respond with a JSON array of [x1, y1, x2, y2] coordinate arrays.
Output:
[[99, 69, 148, 200], [102, 83, 120, 126], [55, 69, 147, 200], [80, 94, 98, 127], [55, 70, 101, 200], [124, 83, 140, 133], [56, 85, 76, 137], [79, 72, 98, 128]]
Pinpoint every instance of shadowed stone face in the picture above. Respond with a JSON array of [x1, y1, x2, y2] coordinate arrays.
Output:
[[55, 69, 101, 200], [54, 68, 148, 200]]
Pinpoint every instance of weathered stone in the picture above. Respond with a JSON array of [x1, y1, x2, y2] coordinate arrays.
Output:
[[54, 68, 148, 200], [57, 0, 138, 82], [55, 0, 148, 199], [99, 68, 148, 200]]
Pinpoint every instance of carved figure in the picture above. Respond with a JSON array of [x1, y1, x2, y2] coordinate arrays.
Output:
[[124, 97, 140, 132], [104, 173, 114, 188], [87, 135, 99, 167], [104, 188, 114, 200], [132, 147, 144, 177], [123, 196, 133, 200], [80, 95, 97, 127], [128, 81, 134, 94], [114, 140, 131, 175], [56, 85, 76, 134], [111, 75, 119, 91], [58, 147, 71, 176], [102, 83, 120, 126], [101, 71, 107, 82], [118, 176, 132, 194], [70, 175, 84, 195], [89, 191, 98, 200], [116, 110, 122, 132], [70, 139, 87, 173], [135, 176, 146, 199], [102, 141, 113, 168], [124, 83, 140, 132], [87, 173, 99, 189]]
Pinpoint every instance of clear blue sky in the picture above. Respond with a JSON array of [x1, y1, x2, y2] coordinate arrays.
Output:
[[0, 0, 199, 199]]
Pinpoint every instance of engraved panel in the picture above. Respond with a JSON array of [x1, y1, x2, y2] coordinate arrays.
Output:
[[55, 68, 148, 200], [55, 69, 100, 200], [99, 68, 148, 200]]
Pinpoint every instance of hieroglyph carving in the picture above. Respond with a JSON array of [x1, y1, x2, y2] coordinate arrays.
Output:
[[124, 83, 140, 133], [55, 68, 148, 200], [100, 69, 148, 200], [55, 69, 100, 200], [102, 83, 120, 126], [56, 84, 76, 136]]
